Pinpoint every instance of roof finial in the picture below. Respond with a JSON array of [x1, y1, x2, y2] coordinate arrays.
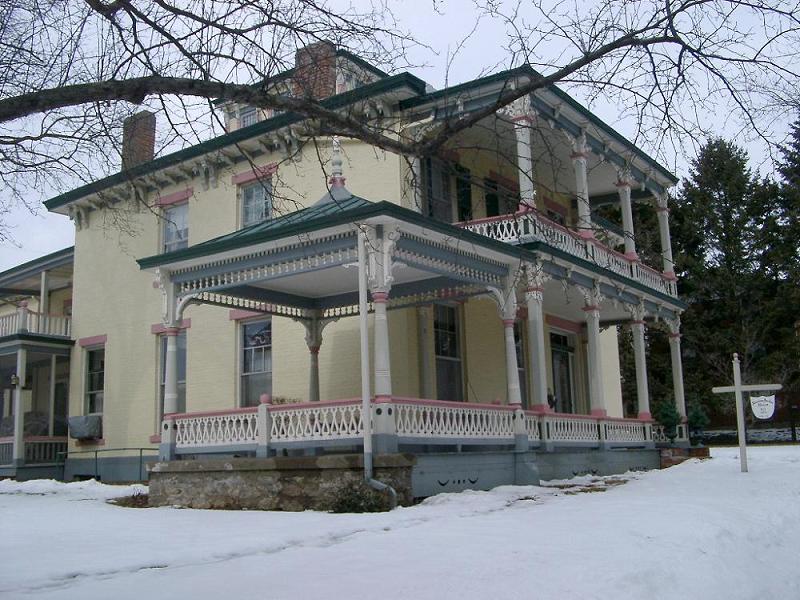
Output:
[[329, 136, 346, 187]]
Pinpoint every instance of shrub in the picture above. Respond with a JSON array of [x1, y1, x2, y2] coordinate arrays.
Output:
[[327, 480, 388, 513]]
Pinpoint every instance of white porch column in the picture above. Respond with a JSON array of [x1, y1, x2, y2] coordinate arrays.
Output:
[[583, 292, 607, 417], [48, 354, 57, 436], [162, 327, 180, 415], [571, 133, 593, 238], [12, 348, 27, 466], [493, 285, 522, 406], [372, 290, 392, 400], [302, 314, 335, 403], [417, 306, 434, 398], [655, 194, 676, 279], [509, 96, 537, 210], [39, 270, 50, 317], [631, 317, 651, 420], [668, 320, 687, 419], [524, 269, 549, 411], [617, 172, 638, 260]]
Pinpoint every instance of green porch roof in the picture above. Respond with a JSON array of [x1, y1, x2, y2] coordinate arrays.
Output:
[[135, 196, 687, 310]]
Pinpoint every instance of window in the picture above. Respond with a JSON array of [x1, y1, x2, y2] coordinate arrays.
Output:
[[514, 322, 527, 407], [423, 158, 452, 222], [485, 178, 519, 218], [239, 106, 258, 128], [163, 202, 188, 253], [241, 181, 272, 227], [546, 209, 566, 226], [241, 319, 272, 407], [455, 165, 472, 221], [85, 348, 105, 414], [159, 331, 187, 418], [434, 305, 463, 402], [550, 332, 575, 413]]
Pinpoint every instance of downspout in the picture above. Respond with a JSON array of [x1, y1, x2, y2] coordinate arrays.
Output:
[[357, 228, 398, 509]]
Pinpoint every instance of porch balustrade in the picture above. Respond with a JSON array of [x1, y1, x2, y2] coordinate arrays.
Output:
[[173, 408, 259, 449], [460, 210, 677, 297], [0, 436, 67, 466], [0, 311, 72, 338], [167, 398, 655, 456]]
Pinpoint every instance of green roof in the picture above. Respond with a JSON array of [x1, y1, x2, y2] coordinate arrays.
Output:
[[399, 65, 678, 186], [136, 196, 687, 309], [44, 72, 426, 212], [0, 246, 74, 286]]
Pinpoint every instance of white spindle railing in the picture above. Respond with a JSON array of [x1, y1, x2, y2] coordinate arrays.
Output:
[[542, 414, 601, 443], [393, 399, 515, 440], [461, 211, 677, 297], [174, 409, 259, 448], [270, 400, 363, 443], [0, 439, 12, 465], [0, 312, 71, 337], [601, 420, 648, 443], [524, 412, 541, 442]]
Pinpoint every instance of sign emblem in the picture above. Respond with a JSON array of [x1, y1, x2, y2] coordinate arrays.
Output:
[[750, 395, 776, 420]]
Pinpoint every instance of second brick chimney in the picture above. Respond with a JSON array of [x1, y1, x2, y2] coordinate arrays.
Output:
[[292, 41, 337, 100], [121, 111, 156, 170]]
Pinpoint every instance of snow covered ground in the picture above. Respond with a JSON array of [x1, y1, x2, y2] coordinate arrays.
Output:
[[2, 446, 799, 600]]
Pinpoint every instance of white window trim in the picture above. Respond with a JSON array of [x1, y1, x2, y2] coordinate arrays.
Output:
[[238, 180, 273, 229]]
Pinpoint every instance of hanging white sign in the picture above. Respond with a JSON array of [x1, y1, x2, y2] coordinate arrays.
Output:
[[750, 395, 776, 420]]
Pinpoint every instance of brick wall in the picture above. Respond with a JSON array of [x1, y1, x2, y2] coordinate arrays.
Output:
[[292, 41, 337, 100], [121, 111, 156, 170]]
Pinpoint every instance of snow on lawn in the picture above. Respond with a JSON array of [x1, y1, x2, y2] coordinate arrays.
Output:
[[1, 446, 799, 600]]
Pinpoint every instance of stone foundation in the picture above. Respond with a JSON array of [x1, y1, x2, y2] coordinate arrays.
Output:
[[148, 454, 415, 511]]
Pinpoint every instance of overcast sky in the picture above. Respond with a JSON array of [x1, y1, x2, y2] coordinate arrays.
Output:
[[0, 0, 788, 271]]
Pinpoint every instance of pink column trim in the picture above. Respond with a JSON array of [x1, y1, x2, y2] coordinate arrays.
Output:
[[502, 318, 515, 327], [590, 408, 608, 417], [638, 412, 652, 421], [371, 291, 389, 303], [259, 394, 272, 405]]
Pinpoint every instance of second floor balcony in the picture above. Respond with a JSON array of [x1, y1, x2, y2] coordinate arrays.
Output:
[[460, 208, 677, 298], [0, 308, 72, 339]]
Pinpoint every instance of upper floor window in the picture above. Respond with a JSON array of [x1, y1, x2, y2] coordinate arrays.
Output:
[[241, 181, 272, 228], [423, 157, 453, 222], [239, 106, 258, 128], [485, 178, 519, 218], [85, 347, 105, 414], [163, 202, 188, 253], [455, 165, 472, 221]]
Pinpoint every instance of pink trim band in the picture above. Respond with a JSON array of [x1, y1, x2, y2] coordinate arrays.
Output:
[[231, 163, 278, 185], [150, 319, 191, 334], [638, 412, 653, 421], [371, 291, 389, 303], [546, 314, 583, 334], [502, 318, 515, 327], [570, 151, 589, 160], [155, 188, 193, 207], [582, 305, 599, 312], [228, 309, 267, 321], [590, 408, 608, 417], [488, 171, 520, 192], [79, 334, 107, 347]]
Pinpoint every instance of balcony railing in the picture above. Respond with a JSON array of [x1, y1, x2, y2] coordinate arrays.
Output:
[[0, 311, 71, 338], [167, 398, 658, 455], [460, 210, 677, 297]]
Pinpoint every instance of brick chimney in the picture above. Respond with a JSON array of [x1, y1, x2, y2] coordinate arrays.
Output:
[[121, 111, 156, 170], [293, 41, 337, 100]]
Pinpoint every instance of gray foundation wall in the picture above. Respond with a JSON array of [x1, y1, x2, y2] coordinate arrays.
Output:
[[149, 454, 415, 510], [64, 455, 156, 482], [535, 448, 660, 480]]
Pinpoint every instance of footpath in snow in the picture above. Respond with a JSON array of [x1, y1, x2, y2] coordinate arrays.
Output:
[[1, 446, 799, 600]]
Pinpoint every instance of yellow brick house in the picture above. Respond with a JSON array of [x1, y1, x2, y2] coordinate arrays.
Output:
[[1, 43, 688, 489]]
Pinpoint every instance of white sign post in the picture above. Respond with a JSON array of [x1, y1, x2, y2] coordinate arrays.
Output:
[[712, 353, 781, 473]]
